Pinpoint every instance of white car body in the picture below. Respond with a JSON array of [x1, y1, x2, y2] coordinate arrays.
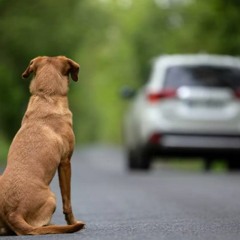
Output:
[[122, 54, 240, 170]]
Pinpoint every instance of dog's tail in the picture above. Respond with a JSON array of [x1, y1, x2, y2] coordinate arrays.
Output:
[[7, 213, 85, 235]]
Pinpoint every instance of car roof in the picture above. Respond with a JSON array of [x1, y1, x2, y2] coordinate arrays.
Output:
[[153, 54, 240, 68]]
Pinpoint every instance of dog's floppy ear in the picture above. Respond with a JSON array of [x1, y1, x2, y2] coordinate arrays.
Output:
[[22, 59, 36, 79], [67, 58, 80, 82]]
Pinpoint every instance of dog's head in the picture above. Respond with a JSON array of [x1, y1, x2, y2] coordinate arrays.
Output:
[[22, 56, 80, 95], [22, 56, 80, 81]]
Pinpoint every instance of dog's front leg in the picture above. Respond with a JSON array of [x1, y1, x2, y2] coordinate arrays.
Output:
[[58, 160, 77, 225]]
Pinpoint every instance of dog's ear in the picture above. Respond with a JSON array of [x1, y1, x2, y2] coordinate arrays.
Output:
[[67, 58, 80, 82], [22, 59, 36, 79]]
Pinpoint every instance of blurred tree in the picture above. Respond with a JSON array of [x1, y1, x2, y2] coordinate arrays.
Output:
[[0, 0, 119, 153], [0, 0, 80, 140], [1, 0, 240, 157], [169, 0, 240, 54]]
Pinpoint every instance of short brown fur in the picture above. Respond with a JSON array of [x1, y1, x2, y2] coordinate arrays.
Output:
[[0, 56, 85, 235]]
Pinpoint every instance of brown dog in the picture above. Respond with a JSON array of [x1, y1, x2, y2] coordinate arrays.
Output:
[[0, 56, 85, 235]]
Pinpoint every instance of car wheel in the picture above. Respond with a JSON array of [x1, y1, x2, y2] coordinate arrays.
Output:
[[226, 158, 240, 171], [127, 148, 151, 170], [127, 149, 139, 169]]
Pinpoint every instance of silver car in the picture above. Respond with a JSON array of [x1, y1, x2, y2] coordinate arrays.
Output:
[[122, 54, 240, 171]]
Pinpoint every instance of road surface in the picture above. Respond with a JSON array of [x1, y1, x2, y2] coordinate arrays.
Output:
[[1, 145, 240, 240]]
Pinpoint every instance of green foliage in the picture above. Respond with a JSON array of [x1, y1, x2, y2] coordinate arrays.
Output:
[[0, 0, 81, 138], [0, 132, 8, 165], [1, 0, 240, 162]]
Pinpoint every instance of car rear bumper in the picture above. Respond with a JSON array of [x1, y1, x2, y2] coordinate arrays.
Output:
[[146, 132, 240, 158]]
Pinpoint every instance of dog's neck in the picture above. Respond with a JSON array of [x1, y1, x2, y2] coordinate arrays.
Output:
[[22, 95, 72, 126], [28, 94, 70, 111]]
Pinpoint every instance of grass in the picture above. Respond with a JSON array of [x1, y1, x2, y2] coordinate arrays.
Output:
[[154, 158, 227, 173], [0, 134, 9, 166]]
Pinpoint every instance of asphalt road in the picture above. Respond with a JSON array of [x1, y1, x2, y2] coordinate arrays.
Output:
[[1, 145, 240, 240]]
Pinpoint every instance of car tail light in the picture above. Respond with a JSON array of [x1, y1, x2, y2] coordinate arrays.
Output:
[[149, 133, 161, 145], [147, 89, 177, 103], [234, 89, 240, 99]]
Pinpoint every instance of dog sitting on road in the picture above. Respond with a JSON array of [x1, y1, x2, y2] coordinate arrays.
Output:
[[0, 56, 85, 235]]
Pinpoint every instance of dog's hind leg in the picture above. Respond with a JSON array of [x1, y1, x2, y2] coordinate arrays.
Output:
[[6, 194, 85, 235], [27, 194, 57, 228], [7, 211, 84, 235]]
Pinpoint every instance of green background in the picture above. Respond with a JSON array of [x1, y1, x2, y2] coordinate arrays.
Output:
[[1, 0, 240, 162]]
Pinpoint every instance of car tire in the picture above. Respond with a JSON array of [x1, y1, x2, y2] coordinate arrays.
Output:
[[127, 148, 151, 170], [127, 149, 139, 169], [226, 158, 240, 171]]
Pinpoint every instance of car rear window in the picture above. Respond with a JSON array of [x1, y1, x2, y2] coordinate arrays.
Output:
[[164, 66, 240, 89]]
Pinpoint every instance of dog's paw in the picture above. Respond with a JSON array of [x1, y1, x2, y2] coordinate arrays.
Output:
[[73, 221, 85, 231]]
